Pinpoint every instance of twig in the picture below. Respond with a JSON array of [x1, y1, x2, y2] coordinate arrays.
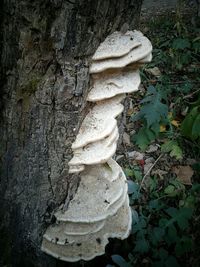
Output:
[[139, 154, 163, 192], [182, 88, 200, 99]]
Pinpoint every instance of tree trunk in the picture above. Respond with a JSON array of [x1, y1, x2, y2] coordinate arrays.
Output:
[[0, 0, 142, 266]]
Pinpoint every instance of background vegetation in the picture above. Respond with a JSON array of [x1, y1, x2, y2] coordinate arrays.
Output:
[[106, 4, 200, 267]]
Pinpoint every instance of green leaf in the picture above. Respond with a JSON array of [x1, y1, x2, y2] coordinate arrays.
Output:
[[136, 229, 147, 239], [191, 184, 200, 193], [132, 216, 147, 233], [150, 227, 165, 245], [166, 224, 178, 245], [127, 180, 139, 195], [164, 185, 178, 196], [165, 207, 193, 230], [132, 86, 168, 128], [127, 181, 141, 200], [159, 218, 169, 228], [175, 236, 192, 256], [180, 81, 192, 93], [172, 38, 190, 50], [150, 122, 160, 136], [133, 127, 152, 151], [146, 127, 156, 141], [134, 238, 149, 253], [133, 168, 143, 181], [124, 168, 134, 178], [149, 177, 158, 192], [111, 255, 131, 267], [148, 199, 165, 211], [181, 106, 200, 139], [176, 216, 190, 230], [161, 140, 183, 160], [193, 40, 200, 53], [169, 145, 182, 159], [165, 207, 177, 217], [183, 195, 196, 209], [192, 113, 200, 139], [142, 102, 168, 127], [132, 209, 139, 223], [158, 248, 168, 261], [164, 255, 180, 267]]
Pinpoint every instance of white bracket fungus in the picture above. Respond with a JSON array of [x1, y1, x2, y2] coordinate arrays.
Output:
[[92, 31, 141, 60], [69, 126, 119, 166], [68, 164, 85, 174], [42, 30, 152, 262], [90, 31, 152, 74], [71, 95, 124, 150], [42, 196, 131, 262], [87, 69, 141, 102]]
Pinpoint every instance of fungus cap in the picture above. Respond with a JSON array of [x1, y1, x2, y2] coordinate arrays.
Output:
[[72, 95, 125, 150], [55, 161, 127, 223], [69, 127, 119, 166], [43, 220, 105, 244], [92, 30, 141, 60], [69, 165, 85, 174], [87, 69, 140, 102], [139, 52, 152, 63], [41, 196, 132, 262], [90, 31, 152, 74]]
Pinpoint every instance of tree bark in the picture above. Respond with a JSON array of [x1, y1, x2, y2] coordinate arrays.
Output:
[[0, 0, 142, 266]]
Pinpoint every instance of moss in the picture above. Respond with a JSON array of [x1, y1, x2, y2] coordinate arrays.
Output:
[[17, 77, 41, 98], [20, 78, 41, 95], [16, 77, 41, 112]]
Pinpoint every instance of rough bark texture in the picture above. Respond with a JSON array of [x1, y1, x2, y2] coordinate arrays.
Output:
[[0, 1, 142, 266]]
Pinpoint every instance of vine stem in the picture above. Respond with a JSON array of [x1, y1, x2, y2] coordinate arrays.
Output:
[[139, 154, 163, 192]]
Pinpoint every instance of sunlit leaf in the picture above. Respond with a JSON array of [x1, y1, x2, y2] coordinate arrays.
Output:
[[161, 140, 183, 160]]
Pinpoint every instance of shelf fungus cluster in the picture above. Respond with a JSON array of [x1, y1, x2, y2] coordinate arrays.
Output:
[[42, 30, 152, 262]]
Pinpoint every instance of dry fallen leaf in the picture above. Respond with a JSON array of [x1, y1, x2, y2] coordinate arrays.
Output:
[[171, 119, 180, 127], [145, 157, 155, 164], [144, 162, 154, 175], [146, 144, 159, 153], [123, 132, 131, 146], [128, 151, 144, 160], [146, 67, 161, 77], [127, 108, 134, 116], [160, 125, 166, 132], [172, 165, 194, 185], [152, 169, 168, 179]]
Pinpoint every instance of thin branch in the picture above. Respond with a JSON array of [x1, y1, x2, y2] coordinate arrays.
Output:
[[182, 88, 200, 99], [139, 154, 163, 192]]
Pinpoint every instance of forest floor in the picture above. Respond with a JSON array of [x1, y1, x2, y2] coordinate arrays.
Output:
[[108, 4, 200, 267], [68, 3, 200, 267]]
